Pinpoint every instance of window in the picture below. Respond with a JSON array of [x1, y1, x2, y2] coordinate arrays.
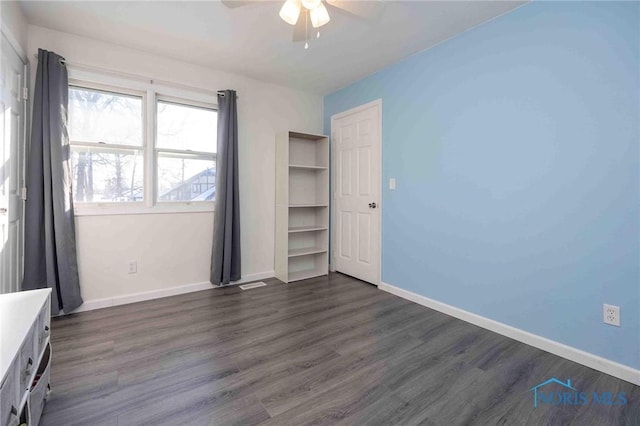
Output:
[[68, 86, 144, 203], [68, 82, 218, 212], [156, 100, 217, 202]]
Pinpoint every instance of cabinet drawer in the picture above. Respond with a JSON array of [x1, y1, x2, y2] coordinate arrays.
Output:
[[18, 327, 35, 393], [0, 360, 19, 426], [36, 306, 51, 356], [28, 343, 51, 426]]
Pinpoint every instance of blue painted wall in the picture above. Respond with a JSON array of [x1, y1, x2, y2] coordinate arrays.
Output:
[[324, 2, 639, 369]]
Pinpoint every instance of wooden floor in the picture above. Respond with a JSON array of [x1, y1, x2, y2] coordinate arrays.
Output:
[[41, 273, 639, 425]]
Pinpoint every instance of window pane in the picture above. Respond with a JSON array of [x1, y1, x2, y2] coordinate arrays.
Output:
[[157, 101, 217, 153], [157, 156, 215, 201], [71, 147, 144, 202], [69, 87, 143, 146]]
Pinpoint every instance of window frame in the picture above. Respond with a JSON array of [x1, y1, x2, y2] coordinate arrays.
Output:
[[155, 96, 217, 205], [68, 81, 147, 209], [68, 72, 218, 216]]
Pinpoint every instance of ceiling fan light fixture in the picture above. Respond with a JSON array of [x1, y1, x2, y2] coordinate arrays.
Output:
[[310, 3, 330, 28], [279, 0, 301, 25], [300, 0, 321, 10]]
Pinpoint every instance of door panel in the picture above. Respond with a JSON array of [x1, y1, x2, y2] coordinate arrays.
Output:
[[339, 211, 352, 259], [333, 101, 381, 284], [357, 212, 371, 264], [339, 149, 352, 196], [358, 146, 371, 196]]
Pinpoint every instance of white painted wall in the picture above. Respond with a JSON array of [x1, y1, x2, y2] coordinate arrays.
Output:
[[27, 25, 323, 306], [0, 1, 28, 57]]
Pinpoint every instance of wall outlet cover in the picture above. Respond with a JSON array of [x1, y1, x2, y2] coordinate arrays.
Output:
[[603, 304, 620, 327]]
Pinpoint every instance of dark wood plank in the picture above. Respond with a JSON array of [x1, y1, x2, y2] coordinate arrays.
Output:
[[40, 273, 640, 425]]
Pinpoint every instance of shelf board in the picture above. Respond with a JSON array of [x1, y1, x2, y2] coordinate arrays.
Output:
[[289, 164, 328, 170], [288, 246, 327, 257], [289, 204, 328, 208], [288, 268, 328, 282], [288, 226, 328, 233], [289, 131, 328, 141]]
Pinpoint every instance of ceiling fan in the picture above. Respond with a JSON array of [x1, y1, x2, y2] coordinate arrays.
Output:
[[221, 0, 382, 49]]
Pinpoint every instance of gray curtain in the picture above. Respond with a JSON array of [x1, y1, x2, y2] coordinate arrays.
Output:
[[23, 49, 82, 315], [210, 90, 241, 285]]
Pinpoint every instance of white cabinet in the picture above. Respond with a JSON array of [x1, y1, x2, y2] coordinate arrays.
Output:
[[276, 131, 330, 283], [0, 289, 52, 426]]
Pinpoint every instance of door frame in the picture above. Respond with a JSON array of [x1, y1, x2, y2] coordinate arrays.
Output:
[[329, 98, 382, 285], [0, 20, 28, 65], [0, 30, 29, 294]]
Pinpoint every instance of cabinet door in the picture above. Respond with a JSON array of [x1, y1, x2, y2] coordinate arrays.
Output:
[[36, 306, 51, 356], [28, 343, 51, 426], [19, 327, 35, 393]]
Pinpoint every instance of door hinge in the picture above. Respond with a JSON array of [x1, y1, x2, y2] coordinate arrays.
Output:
[[22, 87, 28, 100], [20, 187, 27, 201]]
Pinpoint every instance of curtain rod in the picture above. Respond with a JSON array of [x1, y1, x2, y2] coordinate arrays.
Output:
[[33, 54, 237, 99]]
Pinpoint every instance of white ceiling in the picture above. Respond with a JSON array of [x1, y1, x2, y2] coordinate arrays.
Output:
[[18, 1, 526, 95]]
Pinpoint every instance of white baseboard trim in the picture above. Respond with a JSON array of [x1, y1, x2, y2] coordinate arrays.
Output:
[[379, 281, 640, 386], [71, 271, 275, 314]]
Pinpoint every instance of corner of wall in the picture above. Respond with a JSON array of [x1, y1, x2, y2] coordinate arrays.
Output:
[[1, 1, 29, 60]]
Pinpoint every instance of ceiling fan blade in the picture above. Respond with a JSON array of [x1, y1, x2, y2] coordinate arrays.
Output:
[[292, 10, 309, 42], [325, 0, 384, 21], [220, 0, 259, 8]]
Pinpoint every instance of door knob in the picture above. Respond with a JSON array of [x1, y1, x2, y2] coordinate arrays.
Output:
[[368, 202, 377, 208]]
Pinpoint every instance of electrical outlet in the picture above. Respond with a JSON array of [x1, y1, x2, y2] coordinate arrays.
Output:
[[603, 304, 620, 327], [128, 261, 137, 274]]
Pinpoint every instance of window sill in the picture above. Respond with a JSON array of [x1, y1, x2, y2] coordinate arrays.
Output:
[[74, 203, 215, 217]]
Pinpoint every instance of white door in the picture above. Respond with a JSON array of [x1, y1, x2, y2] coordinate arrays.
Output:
[[0, 34, 27, 294], [332, 100, 381, 285]]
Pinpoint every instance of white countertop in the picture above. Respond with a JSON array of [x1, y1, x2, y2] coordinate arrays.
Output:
[[0, 289, 51, 382]]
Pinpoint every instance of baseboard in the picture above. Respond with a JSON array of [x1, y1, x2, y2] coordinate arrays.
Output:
[[379, 281, 640, 386], [71, 271, 275, 314]]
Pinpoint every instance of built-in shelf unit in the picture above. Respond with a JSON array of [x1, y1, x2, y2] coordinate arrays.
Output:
[[276, 131, 329, 283]]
